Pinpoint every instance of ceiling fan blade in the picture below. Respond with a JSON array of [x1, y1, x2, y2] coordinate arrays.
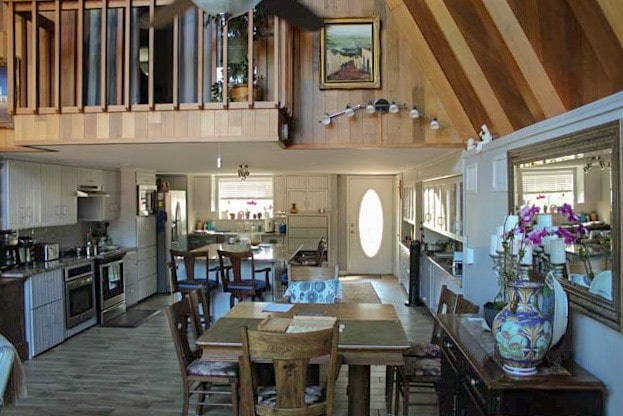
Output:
[[260, 0, 324, 31], [143, 0, 195, 29], [192, 0, 263, 19]]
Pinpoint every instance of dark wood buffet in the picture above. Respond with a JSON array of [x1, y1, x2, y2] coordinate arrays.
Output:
[[436, 314, 606, 416], [0, 278, 28, 360]]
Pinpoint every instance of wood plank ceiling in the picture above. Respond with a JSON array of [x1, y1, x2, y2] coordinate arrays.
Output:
[[391, 0, 623, 140]]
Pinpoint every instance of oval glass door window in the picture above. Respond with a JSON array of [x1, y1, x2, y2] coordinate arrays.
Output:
[[358, 189, 383, 257]]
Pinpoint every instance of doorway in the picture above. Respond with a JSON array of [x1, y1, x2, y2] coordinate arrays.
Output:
[[347, 176, 394, 274]]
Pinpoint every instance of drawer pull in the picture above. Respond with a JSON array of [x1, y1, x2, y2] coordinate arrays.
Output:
[[470, 378, 479, 387]]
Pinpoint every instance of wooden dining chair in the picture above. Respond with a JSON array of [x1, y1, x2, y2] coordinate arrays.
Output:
[[282, 265, 341, 304], [188, 285, 211, 338], [281, 238, 328, 294], [169, 249, 223, 299], [217, 249, 271, 308], [239, 323, 341, 416], [165, 297, 238, 416], [456, 294, 480, 314], [389, 285, 459, 416]]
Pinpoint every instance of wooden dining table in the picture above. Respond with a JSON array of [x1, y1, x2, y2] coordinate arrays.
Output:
[[196, 302, 410, 416]]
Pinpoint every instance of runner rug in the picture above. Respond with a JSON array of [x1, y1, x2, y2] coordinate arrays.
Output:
[[341, 282, 381, 304]]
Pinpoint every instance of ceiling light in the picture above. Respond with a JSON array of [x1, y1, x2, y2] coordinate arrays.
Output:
[[366, 102, 376, 114], [320, 113, 332, 125], [409, 107, 420, 119], [429, 118, 440, 130], [389, 102, 400, 114], [216, 156, 222, 169], [345, 105, 355, 117], [237, 164, 250, 180]]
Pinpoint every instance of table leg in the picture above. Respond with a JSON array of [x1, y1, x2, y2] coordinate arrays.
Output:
[[348, 364, 371, 416]]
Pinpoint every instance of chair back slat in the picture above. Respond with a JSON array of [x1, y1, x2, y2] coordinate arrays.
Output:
[[217, 249, 256, 287], [288, 264, 338, 281], [430, 285, 459, 344], [170, 249, 210, 282], [240, 324, 340, 415], [189, 285, 211, 337], [456, 294, 480, 314]]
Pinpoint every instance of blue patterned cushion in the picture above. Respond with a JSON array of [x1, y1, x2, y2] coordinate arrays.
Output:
[[257, 385, 323, 407], [178, 278, 218, 291], [285, 280, 341, 304], [227, 279, 269, 291], [403, 356, 441, 377], [187, 360, 238, 376]]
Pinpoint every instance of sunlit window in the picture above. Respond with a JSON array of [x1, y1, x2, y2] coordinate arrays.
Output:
[[217, 177, 273, 218], [358, 189, 383, 257]]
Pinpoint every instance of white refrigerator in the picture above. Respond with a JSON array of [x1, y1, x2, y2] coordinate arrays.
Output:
[[156, 190, 187, 293]]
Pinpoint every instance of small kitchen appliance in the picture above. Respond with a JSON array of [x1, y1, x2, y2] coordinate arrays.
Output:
[[264, 218, 275, 233], [34, 242, 61, 262]]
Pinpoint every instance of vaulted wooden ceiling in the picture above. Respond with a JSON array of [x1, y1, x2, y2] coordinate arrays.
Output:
[[389, 0, 623, 139]]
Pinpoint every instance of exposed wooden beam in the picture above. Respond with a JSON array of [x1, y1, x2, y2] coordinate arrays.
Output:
[[387, 1, 477, 141], [595, 0, 623, 48], [480, 0, 566, 118], [422, 0, 513, 135], [566, 0, 623, 86]]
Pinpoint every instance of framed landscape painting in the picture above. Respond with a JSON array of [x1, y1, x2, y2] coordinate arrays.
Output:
[[320, 17, 380, 89]]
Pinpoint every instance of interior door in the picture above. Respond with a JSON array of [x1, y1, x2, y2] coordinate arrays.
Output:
[[347, 176, 394, 274]]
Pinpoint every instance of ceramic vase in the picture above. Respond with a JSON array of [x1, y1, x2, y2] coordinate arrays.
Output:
[[492, 280, 552, 376], [290, 203, 299, 214]]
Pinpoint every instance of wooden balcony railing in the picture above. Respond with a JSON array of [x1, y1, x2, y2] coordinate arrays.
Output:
[[5, 0, 293, 117]]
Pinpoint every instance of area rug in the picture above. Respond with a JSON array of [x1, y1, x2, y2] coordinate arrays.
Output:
[[341, 282, 381, 304], [100, 309, 160, 328]]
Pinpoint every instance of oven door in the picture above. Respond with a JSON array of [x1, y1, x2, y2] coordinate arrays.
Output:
[[100, 260, 124, 310], [65, 274, 96, 329]]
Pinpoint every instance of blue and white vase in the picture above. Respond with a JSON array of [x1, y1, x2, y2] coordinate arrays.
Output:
[[492, 281, 552, 376]]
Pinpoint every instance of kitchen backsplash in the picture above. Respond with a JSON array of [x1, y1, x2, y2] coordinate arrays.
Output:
[[22, 222, 101, 253]]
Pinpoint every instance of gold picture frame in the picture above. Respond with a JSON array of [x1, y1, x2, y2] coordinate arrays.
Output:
[[320, 17, 381, 89]]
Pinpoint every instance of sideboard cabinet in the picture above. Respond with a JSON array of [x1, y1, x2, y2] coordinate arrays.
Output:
[[437, 314, 605, 416]]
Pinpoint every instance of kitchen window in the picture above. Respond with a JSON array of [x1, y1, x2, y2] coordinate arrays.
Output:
[[217, 177, 273, 217], [520, 169, 575, 208]]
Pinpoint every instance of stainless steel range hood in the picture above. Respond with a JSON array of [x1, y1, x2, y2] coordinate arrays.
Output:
[[76, 185, 110, 198]]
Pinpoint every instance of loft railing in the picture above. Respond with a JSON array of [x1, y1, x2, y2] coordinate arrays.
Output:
[[5, 0, 293, 115]]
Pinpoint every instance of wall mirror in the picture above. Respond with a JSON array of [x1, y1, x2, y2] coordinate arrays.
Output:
[[508, 121, 621, 331]]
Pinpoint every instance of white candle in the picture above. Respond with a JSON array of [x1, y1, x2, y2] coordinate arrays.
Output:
[[520, 245, 533, 265], [550, 238, 566, 264], [543, 235, 552, 254], [490, 234, 498, 256], [512, 238, 521, 255], [504, 215, 519, 233]]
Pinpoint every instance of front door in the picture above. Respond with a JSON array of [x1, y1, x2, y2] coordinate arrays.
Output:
[[347, 176, 394, 274]]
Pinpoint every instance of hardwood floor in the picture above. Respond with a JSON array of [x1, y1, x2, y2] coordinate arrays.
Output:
[[3, 275, 437, 416]]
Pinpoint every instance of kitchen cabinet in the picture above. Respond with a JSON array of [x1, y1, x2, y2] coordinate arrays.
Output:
[[1, 160, 42, 229], [24, 269, 65, 358], [0, 278, 28, 360], [283, 175, 329, 213], [40, 164, 77, 226], [398, 243, 410, 292], [287, 214, 328, 252], [76, 168, 103, 186], [103, 170, 120, 220], [124, 250, 139, 307], [193, 176, 212, 215], [136, 216, 157, 301], [422, 175, 463, 241], [273, 176, 286, 213], [136, 171, 156, 186]]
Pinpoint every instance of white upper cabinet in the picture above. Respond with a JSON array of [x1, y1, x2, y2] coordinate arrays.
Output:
[[76, 168, 103, 186], [40, 164, 77, 226], [283, 175, 329, 213], [422, 175, 463, 241], [103, 170, 120, 220], [2, 160, 42, 229], [273, 176, 287, 213], [136, 171, 156, 186]]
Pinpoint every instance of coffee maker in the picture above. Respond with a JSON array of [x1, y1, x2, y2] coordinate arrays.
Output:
[[17, 235, 35, 266], [1, 230, 20, 270]]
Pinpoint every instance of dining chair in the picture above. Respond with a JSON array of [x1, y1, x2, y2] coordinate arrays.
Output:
[[217, 249, 271, 308], [188, 285, 211, 338], [389, 285, 459, 416], [169, 249, 223, 299], [165, 297, 238, 416], [239, 323, 341, 416], [456, 294, 480, 314], [281, 238, 328, 294], [283, 265, 341, 304]]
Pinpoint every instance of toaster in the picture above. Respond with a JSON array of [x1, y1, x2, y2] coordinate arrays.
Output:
[[35, 242, 60, 262]]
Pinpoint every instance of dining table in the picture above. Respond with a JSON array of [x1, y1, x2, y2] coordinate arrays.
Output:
[[195, 301, 410, 416]]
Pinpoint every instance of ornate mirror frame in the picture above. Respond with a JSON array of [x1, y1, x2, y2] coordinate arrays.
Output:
[[508, 121, 622, 331]]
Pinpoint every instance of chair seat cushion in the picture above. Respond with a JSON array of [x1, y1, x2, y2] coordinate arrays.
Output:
[[178, 279, 218, 291], [402, 356, 441, 377], [403, 342, 440, 358], [187, 359, 238, 377], [227, 279, 269, 292], [257, 385, 323, 407], [285, 280, 341, 304]]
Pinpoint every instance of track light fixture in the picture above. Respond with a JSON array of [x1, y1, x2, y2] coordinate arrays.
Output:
[[318, 98, 440, 129]]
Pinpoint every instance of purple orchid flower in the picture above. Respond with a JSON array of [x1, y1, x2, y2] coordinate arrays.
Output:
[[557, 203, 580, 222], [526, 228, 548, 246], [517, 204, 540, 223]]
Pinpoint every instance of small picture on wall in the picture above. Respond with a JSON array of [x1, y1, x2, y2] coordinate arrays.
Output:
[[320, 17, 380, 89]]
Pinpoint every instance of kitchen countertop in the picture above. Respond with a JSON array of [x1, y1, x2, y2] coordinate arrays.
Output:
[[0, 247, 134, 279], [424, 252, 463, 280]]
